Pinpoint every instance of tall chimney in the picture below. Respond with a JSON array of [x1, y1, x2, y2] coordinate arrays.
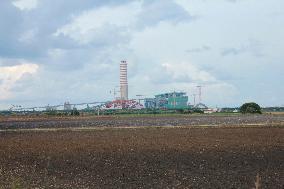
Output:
[[120, 60, 128, 100]]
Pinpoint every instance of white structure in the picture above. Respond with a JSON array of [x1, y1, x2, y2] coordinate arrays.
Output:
[[120, 60, 128, 100], [64, 101, 72, 111], [204, 108, 218, 114], [101, 100, 144, 110]]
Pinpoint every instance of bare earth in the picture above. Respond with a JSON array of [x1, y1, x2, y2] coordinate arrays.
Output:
[[0, 115, 283, 188], [0, 114, 283, 129]]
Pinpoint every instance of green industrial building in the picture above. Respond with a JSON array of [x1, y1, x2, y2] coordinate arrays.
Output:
[[145, 92, 189, 109]]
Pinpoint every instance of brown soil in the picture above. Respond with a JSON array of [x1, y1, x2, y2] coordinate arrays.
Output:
[[0, 114, 283, 129], [0, 125, 283, 188]]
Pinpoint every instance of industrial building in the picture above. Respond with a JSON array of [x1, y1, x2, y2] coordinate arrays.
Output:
[[101, 100, 144, 110], [64, 102, 72, 111], [145, 92, 189, 109]]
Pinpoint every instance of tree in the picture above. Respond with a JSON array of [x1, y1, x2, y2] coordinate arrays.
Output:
[[240, 102, 262, 114], [71, 108, 80, 116]]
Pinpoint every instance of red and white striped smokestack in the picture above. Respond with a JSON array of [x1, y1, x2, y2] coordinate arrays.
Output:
[[120, 60, 128, 100]]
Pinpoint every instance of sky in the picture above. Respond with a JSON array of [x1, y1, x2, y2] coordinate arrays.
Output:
[[0, 0, 283, 109]]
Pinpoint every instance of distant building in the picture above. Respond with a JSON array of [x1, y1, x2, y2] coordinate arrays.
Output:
[[144, 98, 156, 109], [204, 108, 218, 114], [145, 92, 189, 109], [101, 100, 144, 110], [64, 102, 72, 111], [46, 105, 57, 111]]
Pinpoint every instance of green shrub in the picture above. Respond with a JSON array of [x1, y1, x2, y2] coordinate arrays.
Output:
[[240, 102, 262, 114], [71, 109, 80, 116], [46, 110, 57, 116], [193, 109, 204, 114]]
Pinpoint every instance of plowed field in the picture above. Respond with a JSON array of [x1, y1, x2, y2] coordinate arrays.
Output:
[[0, 115, 283, 188], [0, 114, 283, 129]]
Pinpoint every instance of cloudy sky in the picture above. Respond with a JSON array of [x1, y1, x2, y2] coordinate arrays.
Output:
[[0, 0, 283, 109]]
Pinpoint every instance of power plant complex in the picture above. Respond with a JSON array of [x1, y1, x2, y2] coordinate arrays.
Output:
[[8, 60, 210, 112], [102, 60, 191, 110]]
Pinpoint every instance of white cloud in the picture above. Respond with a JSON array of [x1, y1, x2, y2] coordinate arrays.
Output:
[[202, 83, 239, 107], [0, 62, 39, 100], [55, 2, 142, 44], [12, 0, 38, 11], [162, 62, 216, 83], [54, 1, 191, 45], [152, 62, 238, 106]]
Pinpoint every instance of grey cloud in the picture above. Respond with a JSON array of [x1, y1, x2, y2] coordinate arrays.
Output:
[[221, 39, 265, 57], [0, 0, 192, 61], [225, 0, 243, 3], [226, 0, 238, 2], [0, 2, 27, 58], [221, 47, 246, 56], [0, 0, 133, 59], [136, 0, 194, 28], [186, 46, 211, 53], [201, 0, 242, 3]]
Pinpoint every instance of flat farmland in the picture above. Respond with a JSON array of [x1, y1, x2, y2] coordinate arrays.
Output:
[[0, 114, 283, 129], [0, 115, 283, 188]]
